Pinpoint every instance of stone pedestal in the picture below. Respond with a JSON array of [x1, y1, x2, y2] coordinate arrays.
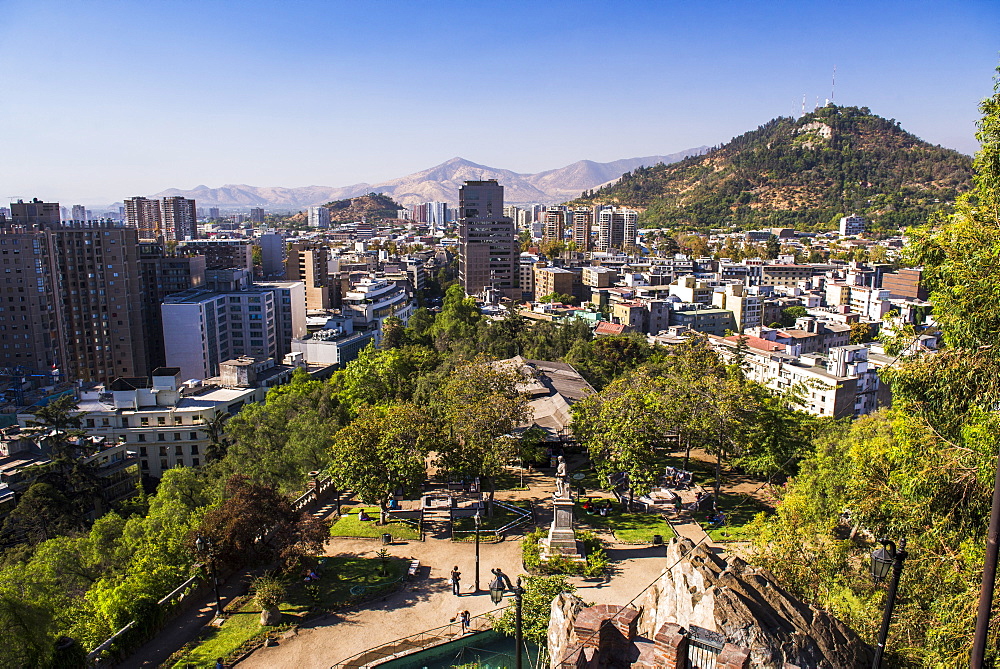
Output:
[[542, 496, 584, 561]]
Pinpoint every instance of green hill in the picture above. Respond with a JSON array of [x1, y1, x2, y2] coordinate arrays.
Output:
[[579, 105, 972, 231], [323, 192, 404, 222]]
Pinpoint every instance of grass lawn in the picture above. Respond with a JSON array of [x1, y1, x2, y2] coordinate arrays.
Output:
[[330, 506, 421, 541], [574, 501, 676, 544], [171, 556, 405, 667], [452, 501, 532, 541], [694, 492, 772, 542]]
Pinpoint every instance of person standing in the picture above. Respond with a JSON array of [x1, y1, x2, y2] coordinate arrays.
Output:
[[450, 565, 462, 596], [460, 610, 471, 634]]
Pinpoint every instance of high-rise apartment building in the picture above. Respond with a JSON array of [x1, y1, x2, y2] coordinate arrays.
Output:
[[162, 197, 198, 241], [259, 232, 285, 277], [285, 244, 333, 310], [71, 205, 87, 222], [254, 281, 308, 359], [839, 215, 866, 237], [50, 223, 148, 382], [208, 207, 220, 220], [250, 208, 265, 224], [543, 208, 566, 246], [308, 206, 330, 228], [458, 180, 517, 297], [124, 197, 162, 239], [177, 239, 253, 271], [572, 208, 593, 252], [597, 207, 638, 252]]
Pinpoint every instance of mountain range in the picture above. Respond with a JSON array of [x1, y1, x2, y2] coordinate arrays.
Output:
[[151, 150, 707, 209]]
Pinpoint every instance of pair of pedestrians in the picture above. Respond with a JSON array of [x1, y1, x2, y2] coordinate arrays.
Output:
[[450, 565, 513, 600]]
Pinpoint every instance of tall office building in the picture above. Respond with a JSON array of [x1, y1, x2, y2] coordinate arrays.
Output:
[[124, 197, 162, 239], [597, 207, 638, 252], [285, 243, 333, 310], [208, 207, 220, 220], [71, 204, 87, 222], [572, 208, 593, 252], [250, 208, 266, 224], [259, 232, 285, 277], [458, 180, 517, 297], [162, 197, 198, 241]]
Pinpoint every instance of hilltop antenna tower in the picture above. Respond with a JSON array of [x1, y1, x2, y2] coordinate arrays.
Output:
[[831, 65, 837, 104], [801, 95, 806, 117]]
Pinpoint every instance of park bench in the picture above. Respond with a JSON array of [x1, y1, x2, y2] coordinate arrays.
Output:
[[407, 559, 420, 579]]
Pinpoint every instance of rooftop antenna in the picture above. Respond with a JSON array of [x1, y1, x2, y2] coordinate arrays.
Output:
[[831, 65, 837, 104]]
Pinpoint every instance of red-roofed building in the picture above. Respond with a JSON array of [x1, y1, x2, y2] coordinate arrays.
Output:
[[595, 322, 627, 336]]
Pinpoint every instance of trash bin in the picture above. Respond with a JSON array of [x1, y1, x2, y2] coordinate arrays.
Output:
[[381, 533, 392, 545], [652, 534, 663, 545]]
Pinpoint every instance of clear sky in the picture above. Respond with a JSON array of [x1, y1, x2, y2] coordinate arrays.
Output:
[[1, 0, 997, 205]]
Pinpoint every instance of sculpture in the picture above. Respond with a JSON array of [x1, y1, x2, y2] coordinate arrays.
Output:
[[555, 455, 569, 499]]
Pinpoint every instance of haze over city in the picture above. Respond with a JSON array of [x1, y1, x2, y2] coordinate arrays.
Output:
[[1, 0, 997, 204]]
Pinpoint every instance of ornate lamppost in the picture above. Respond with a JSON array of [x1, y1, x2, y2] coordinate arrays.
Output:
[[870, 537, 907, 669], [474, 510, 481, 593], [514, 576, 525, 669], [195, 534, 224, 618]]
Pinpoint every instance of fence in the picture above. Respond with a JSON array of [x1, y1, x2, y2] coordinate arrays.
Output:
[[331, 607, 504, 668]]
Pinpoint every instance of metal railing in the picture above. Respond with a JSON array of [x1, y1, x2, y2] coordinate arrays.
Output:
[[686, 628, 724, 669], [451, 500, 533, 541], [331, 607, 504, 668]]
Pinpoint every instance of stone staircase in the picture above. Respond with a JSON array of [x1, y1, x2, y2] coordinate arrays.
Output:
[[422, 506, 452, 539]]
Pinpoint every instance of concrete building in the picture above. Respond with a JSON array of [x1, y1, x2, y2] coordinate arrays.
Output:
[[291, 317, 376, 367], [669, 307, 737, 335], [10, 198, 61, 227], [285, 244, 333, 310], [582, 266, 617, 290], [534, 266, 575, 301], [712, 284, 763, 332], [161, 196, 198, 241], [139, 243, 207, 371], [249, 208, 265, 224], [177, 239, 253, 271], [254, 281, 307, 359], [162, 287, 280, 380], [259, 232, 285, 277], [124, 197, 163, 239], [596, 207, 637, 252], [571, 208, 593, 252], [882, 268, 927, 300], [342, 276, 414, 335], [458, 180, 517, 297], [308, 206, 330, 229], [839, 215, 867, 236], [543, 208, 566, 246], [760, 264, 813, 288], [71, 204, 87, 221], [669, 276, 713, 305]]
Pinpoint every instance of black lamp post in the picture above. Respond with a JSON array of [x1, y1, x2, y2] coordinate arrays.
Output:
[[870, 537, 907, 669], [514, 576, 525, 669], [474, 510, 481, 593], [195, 534, 224, 618]]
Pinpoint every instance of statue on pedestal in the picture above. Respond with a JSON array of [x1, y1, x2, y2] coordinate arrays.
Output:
[[554, 455, 569, 499]]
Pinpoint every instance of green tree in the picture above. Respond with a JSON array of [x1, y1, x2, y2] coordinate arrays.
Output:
[[490, 575, 575, 652], [328, 403, 434, 523], [779, 306, 808, 328], [428, 284, 481, 352], [434, 360, 530, 510]]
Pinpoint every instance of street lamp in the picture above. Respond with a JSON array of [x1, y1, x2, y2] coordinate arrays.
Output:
[[870, 537, 907, 669], [474, 511, 481, 593], [195, 534, 224, 618], [514, 576, 525, 669]]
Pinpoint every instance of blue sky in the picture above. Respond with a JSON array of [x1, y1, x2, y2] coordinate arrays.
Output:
[[1, 0, 997, 204]]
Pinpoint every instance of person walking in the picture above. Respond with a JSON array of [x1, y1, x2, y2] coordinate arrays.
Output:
[[460, 610, 471, 634], [450, 565, 462, 596]]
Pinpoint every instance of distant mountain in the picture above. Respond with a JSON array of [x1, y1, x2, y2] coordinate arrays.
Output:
[[580, 106, 972, 230], [150, 150, 707, 209]]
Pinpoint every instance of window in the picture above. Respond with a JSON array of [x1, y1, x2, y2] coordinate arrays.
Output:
[[157, 416, 166, 425], [140, 417, 149, 426], [174, 416, 182, 425], [190, 432, 198, 440], [157, 433, 165, 441], [192, 457, 200, 467], [86, 419, 95, 428], [174, 432, 181, 440], [137, 434, 146, 442], [191, 444, 199, 455]]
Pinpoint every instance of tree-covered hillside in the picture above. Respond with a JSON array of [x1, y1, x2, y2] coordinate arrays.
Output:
[[323, 192, 404, 222], [579, 105, 972, 231]]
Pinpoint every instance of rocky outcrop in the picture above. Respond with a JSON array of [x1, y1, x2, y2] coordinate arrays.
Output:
[[548, 592, 588, 666], [547, 537, 873, 669], [638, 538, 871, 668]]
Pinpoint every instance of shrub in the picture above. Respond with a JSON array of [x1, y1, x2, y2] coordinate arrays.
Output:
[[251, 575, 285, 610]]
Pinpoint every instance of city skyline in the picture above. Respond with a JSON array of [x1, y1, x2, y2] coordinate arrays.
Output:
[[1, 0, 997, 204]]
